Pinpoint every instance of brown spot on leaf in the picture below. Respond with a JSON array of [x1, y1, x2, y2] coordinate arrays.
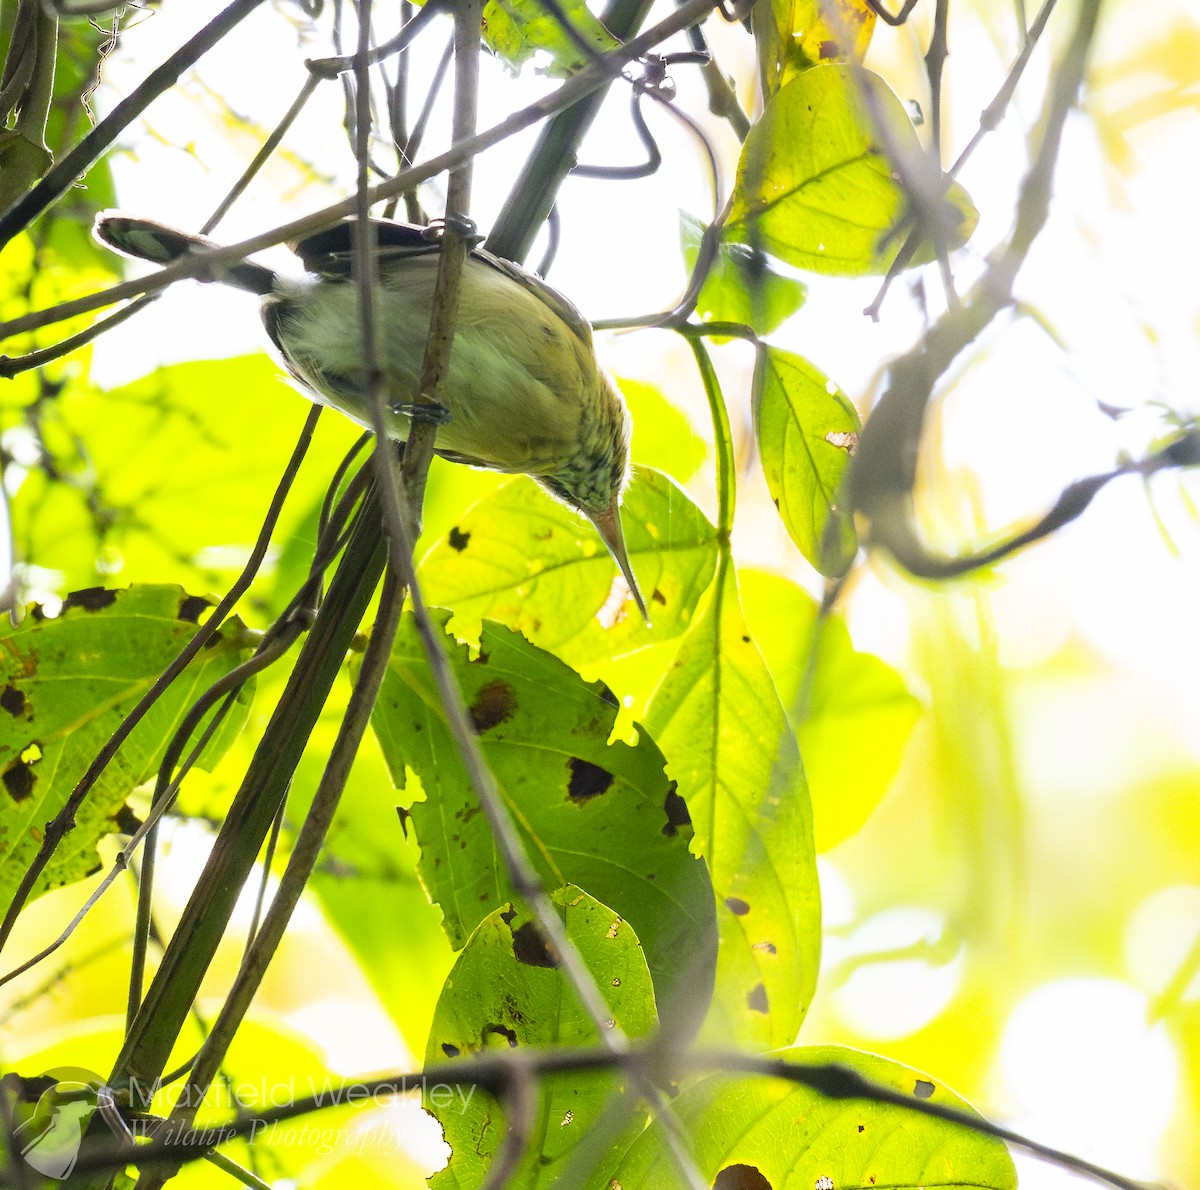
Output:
[[177, 594, 210, 624], [3, 757, 36, 802], [714, 1165, 773, 1190], [913, 1079, 935, 1099], [0, 685, 27, 718], [567, 757, 614, 803], [826, 430, 858, 454], [441, 1043, 460, 1058], [448, 526, 471, 552], [661, 783, 691, 836], [512, 921, 556, 968], [746, 982, 769, 1014], [725, 896, 750, 917], [62, 587, 118, 613], [114, 804, 142, 835], [651, 588, 667, 606], [752, 940, 778, 955], [469, 680, 516, 732]]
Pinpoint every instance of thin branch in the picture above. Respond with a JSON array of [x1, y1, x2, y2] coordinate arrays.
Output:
[[0, 406, 322, 962], [865, 0, 919, 25], [0, 0, 269, 246], [0, 0, 725, 348], [144, 567, 407, 1179], [925, 0, 951, 157], [56, 1047, 1158, 1190], [850, 0, 1111, 577], [864, 0, 1058, 320]]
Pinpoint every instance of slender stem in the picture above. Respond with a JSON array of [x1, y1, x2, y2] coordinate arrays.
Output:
[[146, 568, 406, 1170], [850, 0, 1107, 577], [64, 1046, 1156, 1190], [0, 0, 269, 246], [0, 0, 727, 346], [683, 334, 735, 541], [109, 488, 388, 1100], [0, 407, 321, 962]]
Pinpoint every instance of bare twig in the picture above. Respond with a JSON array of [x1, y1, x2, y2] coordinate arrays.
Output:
[[0, 407, 322, 962], [0, 0, 269, 246], [0, 0, 725, 347], [56, 1046, 1157, 1190], [864, 0, 1058, 319], [850, 0, 1113, 577]]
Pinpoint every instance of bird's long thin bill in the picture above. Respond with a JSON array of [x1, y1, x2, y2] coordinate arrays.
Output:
[[588, 504, 649, 623]]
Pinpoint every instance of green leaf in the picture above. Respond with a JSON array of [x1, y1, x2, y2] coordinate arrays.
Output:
[[372, 612, 718, 1039], [482, 0, 618, 77], [416, 468, 720, 668], [728, 65, 978, 276], [740, 571, 922, 851], [754, 0, 878, 97], [680, 212, 807, 337], [644, 563, 820, 1049], [5, 355, 362, 603], [426, 887, 656, 1189], [753, 347, 860, 576], [0, 584, 256, 909], [611, 1044, 1018, 1189], [621, 377, 708, 486]]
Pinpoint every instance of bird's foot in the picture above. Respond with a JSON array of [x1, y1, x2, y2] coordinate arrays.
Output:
[[391, 399, 451, 425], [421, 215, 483, 247]]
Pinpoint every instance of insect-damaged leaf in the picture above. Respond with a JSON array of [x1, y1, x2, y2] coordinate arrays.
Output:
[[754, 346, 860, 576], [371, 612, 717, 1040], [0, 584, 255, 910], [482, 0, 618, 78], [612, 1045, 1017, 1189], [754, 0, 878, 98], [417, 468, 719, 667], [426, 886, 656, 1190], [728, 64, 978, 276], [644, 565, 821, 1049]]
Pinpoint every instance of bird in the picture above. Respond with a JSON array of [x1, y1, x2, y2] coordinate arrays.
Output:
[[93, 213, 648, 620]]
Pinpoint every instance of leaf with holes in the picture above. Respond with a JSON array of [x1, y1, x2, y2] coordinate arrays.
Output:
[[754, 0, 878, 97], [483, 0, 618, 77], [416, 468, 719, 667], [426, 886, 656, 1189], [371, 611, 717, 1041], [728, 65, 977, 275], [754, 347, 860, 576], [613, 1044, 1017, 1189], [0, 584, 256, 910], [644, 563, 820, 1049]]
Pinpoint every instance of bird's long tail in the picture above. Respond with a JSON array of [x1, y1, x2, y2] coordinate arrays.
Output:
[[93, 214, 277, 296]]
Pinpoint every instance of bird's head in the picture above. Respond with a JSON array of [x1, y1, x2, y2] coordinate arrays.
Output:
[[538, 377, 647, 622]]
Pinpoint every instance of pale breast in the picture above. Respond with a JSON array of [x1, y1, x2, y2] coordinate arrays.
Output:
[[265, 257, 596, 475]]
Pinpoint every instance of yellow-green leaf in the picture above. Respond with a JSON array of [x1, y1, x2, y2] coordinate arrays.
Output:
[[755, 0, 878, 96], [754, 346, 860, 576], [644, 563, 820, 1049], [729, 65, 978, 276], [482, 0, 617, 77]]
